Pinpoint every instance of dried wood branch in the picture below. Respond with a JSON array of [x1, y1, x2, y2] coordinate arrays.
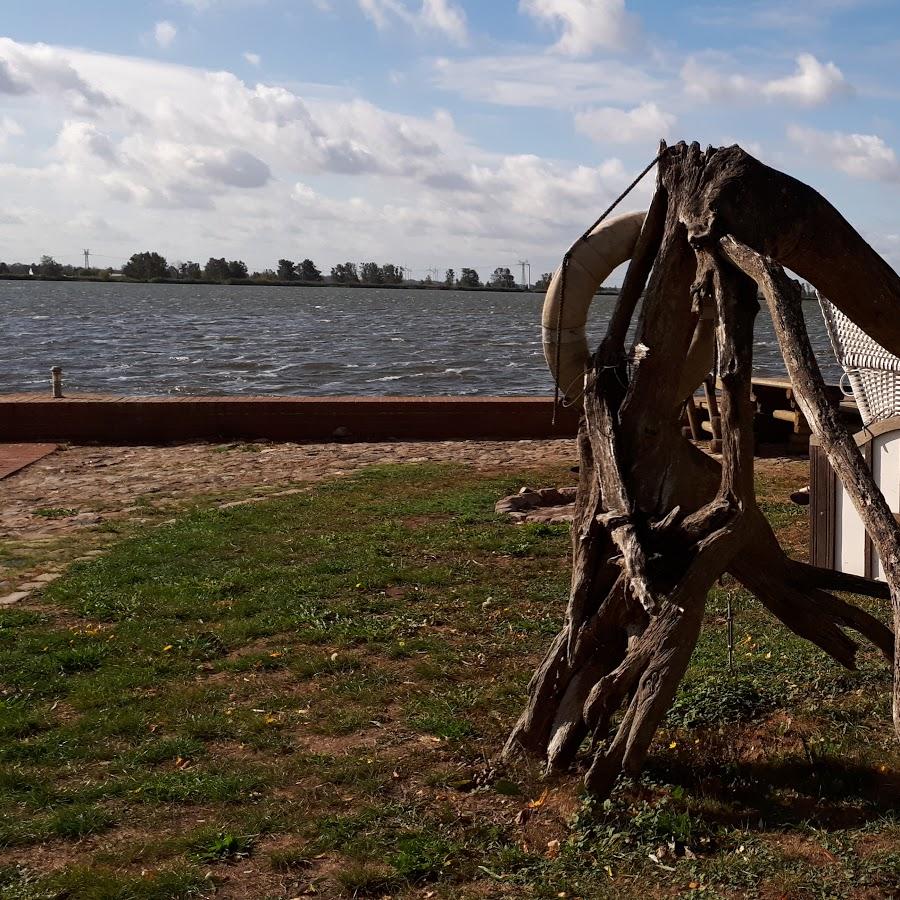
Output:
[[720, 234, 900, 736], [506, 141, 900, 797]]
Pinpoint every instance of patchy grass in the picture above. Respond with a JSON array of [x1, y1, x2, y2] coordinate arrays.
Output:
[[1, 459, 898, 898], [32, 507, 79, 519]]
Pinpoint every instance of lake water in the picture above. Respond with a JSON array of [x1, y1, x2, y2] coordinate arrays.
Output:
[[0, 280, 842, 396]]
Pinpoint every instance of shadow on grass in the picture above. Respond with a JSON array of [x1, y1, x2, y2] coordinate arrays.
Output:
[[645, 752, 900, 830]]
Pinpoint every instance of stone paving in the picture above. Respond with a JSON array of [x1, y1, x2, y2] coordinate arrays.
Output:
[[0, 439, 576, 605]]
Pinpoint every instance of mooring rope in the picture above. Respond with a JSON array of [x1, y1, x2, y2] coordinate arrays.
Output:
[[552, 154, 661, 423]]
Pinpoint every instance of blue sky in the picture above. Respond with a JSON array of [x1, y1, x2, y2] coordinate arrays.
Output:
[[0, 0, 898, 277]]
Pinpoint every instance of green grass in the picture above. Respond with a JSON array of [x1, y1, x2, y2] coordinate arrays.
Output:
[[0, 461, 898, 898], [32, 507, 79, 519]]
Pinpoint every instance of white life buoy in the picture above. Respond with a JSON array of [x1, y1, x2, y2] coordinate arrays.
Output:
[[541, 210, 715, 407]]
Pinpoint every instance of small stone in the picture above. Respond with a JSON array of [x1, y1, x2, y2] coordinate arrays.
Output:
[[332, 426, 352, 441], [71, 513, 103, 525], [0, 591, 30, 606], [35, 573, 61, 583]]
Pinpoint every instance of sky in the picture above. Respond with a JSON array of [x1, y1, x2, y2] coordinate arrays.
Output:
[[0, 0, 898, 279]]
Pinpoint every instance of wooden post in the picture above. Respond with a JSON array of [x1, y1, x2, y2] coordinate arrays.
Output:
[[703, 375, 722, 452], [684, 395, 702, 441]]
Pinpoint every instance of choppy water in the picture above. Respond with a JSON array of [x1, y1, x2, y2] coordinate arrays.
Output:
[[0, 281, 842, 396]]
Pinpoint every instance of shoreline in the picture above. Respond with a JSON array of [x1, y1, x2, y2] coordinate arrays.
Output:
[[0, 273, 589, 293]]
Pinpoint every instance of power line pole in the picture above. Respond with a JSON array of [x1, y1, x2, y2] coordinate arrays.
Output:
[[518, 259, 531, 289], [83, 249, 90, 269]]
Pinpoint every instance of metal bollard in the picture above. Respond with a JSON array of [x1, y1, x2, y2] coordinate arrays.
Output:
[[51, 366, 63, 399]]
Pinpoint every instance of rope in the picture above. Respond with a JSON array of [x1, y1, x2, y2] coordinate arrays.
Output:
[[552, 154, 661, 422]]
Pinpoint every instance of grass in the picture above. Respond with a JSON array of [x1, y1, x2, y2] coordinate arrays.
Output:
[[32, 507, 79, 519], [0, 460, 898, 898]]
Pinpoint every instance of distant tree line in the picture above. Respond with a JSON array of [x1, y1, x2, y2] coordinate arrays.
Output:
[[0, 251, 558, 291], [0, 255, 113, 280]]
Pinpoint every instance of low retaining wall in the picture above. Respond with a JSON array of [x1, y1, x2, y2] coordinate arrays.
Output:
[[0, 394, 580, 444]]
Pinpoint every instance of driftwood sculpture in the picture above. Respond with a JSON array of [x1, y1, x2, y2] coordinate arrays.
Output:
[[505, 141, 900, 797]]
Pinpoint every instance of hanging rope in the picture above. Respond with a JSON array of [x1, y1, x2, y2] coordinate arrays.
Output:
[[552, 154, 661, 423]]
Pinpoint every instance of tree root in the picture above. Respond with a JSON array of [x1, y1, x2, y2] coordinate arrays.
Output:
[[505, 141, 899, 796]]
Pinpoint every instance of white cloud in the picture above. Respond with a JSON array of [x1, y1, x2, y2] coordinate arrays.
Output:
[[358, 0, 468, 43], [683, 53, 851, 107], [55, 120, 119, 165], [154, 21, 178, 49], [433, 54, 662, 108], [763, 53, 850, 105], [419, 0, 467, 42], [575, 102, 674, 144], [519, 0, 639, 56], [243, 51, 261, 66], [0, 38, 643, 270], [0, 37, 117, 115], [0, 115, 24, 145], [788, 125, 900, 182]]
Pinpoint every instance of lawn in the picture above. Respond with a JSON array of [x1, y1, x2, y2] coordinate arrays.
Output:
[[0, 462, 898, 899]]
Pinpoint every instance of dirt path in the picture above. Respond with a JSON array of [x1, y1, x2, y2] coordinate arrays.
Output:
[[0, 439, 576, 600], [1, 439, 808, 606]]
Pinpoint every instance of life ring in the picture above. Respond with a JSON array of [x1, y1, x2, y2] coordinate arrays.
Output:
[[541, 210, 715, 407]]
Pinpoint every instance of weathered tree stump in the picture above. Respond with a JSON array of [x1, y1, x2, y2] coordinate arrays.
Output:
[[504, 141, 900, 797]]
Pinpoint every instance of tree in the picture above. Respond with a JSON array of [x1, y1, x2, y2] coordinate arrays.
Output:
[[360, 262, 383, 284], [533, 272, 553, 291], [444, 268, 455, 287], [381, 263, 403, 284], [277, 259, 297, 281], [204, 257, 230, 281], [0, 262, 8, 274], [227, 260, 249, 280], [330, 262, 359, 283], [297, 259, 322, 282], [122, 251, 168, 281], [458, 268, 480, 288], [490, 267, 516, 288], [178, 261, 202, 280], [38, 255, 63, 277]]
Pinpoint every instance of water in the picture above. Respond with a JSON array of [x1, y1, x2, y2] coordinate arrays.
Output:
[[0, 280, 842, 396]]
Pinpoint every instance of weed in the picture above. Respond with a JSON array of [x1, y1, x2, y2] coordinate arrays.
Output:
[[33, 507, 78, 519], [268, 846, 310, 872], [667, 674, 773, 728], [47, 804, 116, 840], [335, 861, 397, 897], [189, 829, 254, 861]]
